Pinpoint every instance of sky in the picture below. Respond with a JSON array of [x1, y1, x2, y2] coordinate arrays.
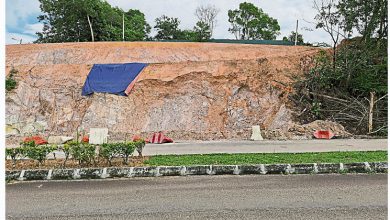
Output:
[[5, 0, 332, 45]]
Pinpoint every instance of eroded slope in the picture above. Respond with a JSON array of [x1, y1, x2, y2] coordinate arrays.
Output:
[[6, 42, 319, 143]]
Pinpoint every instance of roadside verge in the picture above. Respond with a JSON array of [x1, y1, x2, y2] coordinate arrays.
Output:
[[6, 162, 387, 182]]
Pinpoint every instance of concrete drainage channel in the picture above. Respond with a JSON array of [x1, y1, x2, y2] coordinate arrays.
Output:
[[6, 162, 388, 182]]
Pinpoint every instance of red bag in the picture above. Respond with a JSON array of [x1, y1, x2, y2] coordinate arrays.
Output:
[[313, 130, 335, 139], [150, 132, 173, 144]]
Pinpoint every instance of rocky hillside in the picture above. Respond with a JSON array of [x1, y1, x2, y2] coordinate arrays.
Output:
[[6, 42, 321, 143]]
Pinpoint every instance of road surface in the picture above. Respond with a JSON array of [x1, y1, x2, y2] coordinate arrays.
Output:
[[6, 174, 387, 219]]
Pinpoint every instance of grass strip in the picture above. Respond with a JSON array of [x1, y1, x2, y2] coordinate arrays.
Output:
[[144, 151, 388, 166]]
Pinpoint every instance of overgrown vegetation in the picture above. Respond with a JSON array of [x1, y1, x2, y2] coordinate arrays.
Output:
[[6, 139, 146, 168], [144, 151, 388, 166], [6, 68, 17, 91], [290, 0, 387, 136]]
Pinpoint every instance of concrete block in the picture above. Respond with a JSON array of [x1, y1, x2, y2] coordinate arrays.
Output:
[[6, 170, 21, 181], [107, 167, 132, 178], [89, 128, 108, 144], [51, 169, 74, 180], [185, 165, 211, 175], [264, 164, 288, 174], [48, 136, 74, 144], [250, 125, 263, 141], [343, 162, 367, 173], [212, 165, 236, 175], [132, 167, 158, 177], [289, 164, 316, 174], [317, 163, 341, 173], [238, 165, 262, 174], [158, 166, 182, 176], [369, 162, 388, 173], [79, 168, 103, 179], [23, 170, 49, 180]]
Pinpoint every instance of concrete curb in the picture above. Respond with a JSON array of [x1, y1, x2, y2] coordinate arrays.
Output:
[[6, 162, 387, 182]]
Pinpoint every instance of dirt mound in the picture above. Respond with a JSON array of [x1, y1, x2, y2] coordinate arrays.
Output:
[[6, 42, 320, 144]]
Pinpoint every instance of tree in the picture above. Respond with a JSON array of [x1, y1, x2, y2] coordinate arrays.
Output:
[[154, 15, 182, 40], [124, 9, 151, 41], [283, 31, 304, 43], [337, 0, 387, 42], [313, 0, 343, 69], [228, 2, 280, 40], [195, 5, 219, 38], [36, 0, 150, 43], [193, 21, 211, 42]]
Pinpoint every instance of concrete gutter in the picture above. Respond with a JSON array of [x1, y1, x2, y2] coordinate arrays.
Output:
[[6, 162, 387, 182]]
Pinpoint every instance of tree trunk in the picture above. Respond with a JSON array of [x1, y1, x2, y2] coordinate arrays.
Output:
[[368, 91, 375, 133], [332, 44, 336, 71], [87, 15, 94, 42]]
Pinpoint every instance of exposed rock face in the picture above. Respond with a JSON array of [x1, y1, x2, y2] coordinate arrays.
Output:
[[6, 42, 319, 144]]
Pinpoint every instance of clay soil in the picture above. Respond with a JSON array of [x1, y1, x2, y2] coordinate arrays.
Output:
[[6, 157, 148, 171]]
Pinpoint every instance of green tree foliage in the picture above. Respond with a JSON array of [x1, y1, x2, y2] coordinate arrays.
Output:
[[36, 0, 150, 43], [193, 21, 212, 42], [6, 67, 17, 91], [153, 16, 211, 42], [228, 2, 280, 40], [337, 0, 387, 40], [283, 31, 304, 43], [154, 15, 182, 40]]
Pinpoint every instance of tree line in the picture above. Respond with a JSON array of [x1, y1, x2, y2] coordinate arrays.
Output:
[[35, 1, 287, 43]]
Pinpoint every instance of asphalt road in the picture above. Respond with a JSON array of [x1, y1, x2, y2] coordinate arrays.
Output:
[[6, 174, 387, 219]]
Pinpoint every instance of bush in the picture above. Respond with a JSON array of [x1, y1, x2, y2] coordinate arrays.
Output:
[[6, 68, 18, 91], [70, 143, 96, 166], [100, 143, 119, 166], [22, 145, 56, 166], [117, 142, 136, 165], [59, 143, 73, 168], [6, 148, 23, 168], [134, 140, 146, 157], [21, 140, 36, 148]]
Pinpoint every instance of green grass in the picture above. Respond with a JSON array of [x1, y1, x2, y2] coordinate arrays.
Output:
[[144, 151, 388, 166]]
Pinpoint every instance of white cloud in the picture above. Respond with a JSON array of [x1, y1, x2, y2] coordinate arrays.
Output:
[[6, 0, 41, 28], [6, 32, 37, 45], [23, 23, 44, 35]]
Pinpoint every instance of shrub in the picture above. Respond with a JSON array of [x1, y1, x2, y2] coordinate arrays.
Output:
[[6, 148, 23, 168], [59, 143, 73, 168], [70, 143, 96, 166], [21, 140, 36, 148], [22, 145, 56, 166], [6, 68, 17, 91], [117, 142, 136, 165], [100, 143, 119, 166], [134, 140, 146, 157]]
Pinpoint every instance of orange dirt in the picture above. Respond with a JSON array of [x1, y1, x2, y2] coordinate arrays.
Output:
[[6, 42, 320, 144]]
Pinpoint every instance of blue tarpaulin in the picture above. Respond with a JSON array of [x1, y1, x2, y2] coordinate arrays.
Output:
[[82, 63, 148, 96]]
